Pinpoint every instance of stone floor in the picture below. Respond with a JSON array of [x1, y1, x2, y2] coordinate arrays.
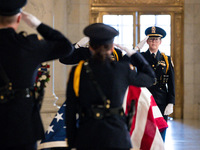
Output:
[[38, 118, 200, 150], [165, 119, 200, 150]]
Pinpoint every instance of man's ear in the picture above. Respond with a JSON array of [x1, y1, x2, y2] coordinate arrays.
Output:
[[16, 13, 22, 23]]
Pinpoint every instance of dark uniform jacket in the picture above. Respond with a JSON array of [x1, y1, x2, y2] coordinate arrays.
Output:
[[59, 46, 130, 64], [66, 52, 155, 149], [0, 23, 73, 148], [141, 49, 175, 119]]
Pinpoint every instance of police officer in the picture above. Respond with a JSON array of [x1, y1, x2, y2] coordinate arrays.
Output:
[[65, 23, 155, 150], [0, 0, 74, 149], [141, 26, 175, 141]]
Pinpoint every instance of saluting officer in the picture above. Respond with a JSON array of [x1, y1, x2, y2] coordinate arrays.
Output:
[[0, 0, 74, 149], [141, 26, 175, 141], [66, 23, 155, 150]]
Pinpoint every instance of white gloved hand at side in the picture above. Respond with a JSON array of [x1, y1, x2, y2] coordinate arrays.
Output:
[[21, 11, 41, 29], [164, 103, 174, 115], [134, 36, 149, 50], [75, 37, 90, 48], [114, 44, 136, 57]]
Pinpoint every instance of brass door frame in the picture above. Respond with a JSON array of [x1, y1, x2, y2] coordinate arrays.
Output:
[[90, 0, 184, 119]]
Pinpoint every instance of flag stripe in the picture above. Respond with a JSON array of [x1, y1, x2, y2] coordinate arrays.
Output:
[[38, 141, 68, 149], [150, 128, 164, 150], [140, 105, 156, 150], [126, 86, 167, 150], [130, 87, 151, 149]]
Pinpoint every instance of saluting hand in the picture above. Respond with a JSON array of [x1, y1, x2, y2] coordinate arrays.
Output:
[[21, 11, 41, 29], [114, 44, 136, 57], [134, 36, 149, 50], [75, 37, 90, 48]]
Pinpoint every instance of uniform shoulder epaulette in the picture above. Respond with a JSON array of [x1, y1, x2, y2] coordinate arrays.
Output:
[[161, 52, 169, 74]]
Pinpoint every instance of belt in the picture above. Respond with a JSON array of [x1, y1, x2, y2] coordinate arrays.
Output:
[[80, 106, 124, 120], [13, 88, 34, 98], [0, 88, 34, 104]]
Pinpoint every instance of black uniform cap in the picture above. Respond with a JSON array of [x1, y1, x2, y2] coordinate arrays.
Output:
[[0, 0, 27, 16], [84, 23, 119, 45], [145, 26, 166, 38]]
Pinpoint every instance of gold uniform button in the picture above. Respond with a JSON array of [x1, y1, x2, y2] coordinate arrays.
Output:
[[106, 104, 110, 109], [152, 65, 155, 67], [0, 95, 4, 100], [96, 113, 100, 117]]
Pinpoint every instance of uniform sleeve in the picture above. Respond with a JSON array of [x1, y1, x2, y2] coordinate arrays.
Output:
[[33, 23, 74, 62], [66, 67, 78, 148], [59, 47, 91, 65], [167, 56, 175, 104], [128, 52, 156, 87]]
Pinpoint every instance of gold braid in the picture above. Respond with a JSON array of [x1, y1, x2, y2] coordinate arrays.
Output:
[[161, 52, 169, 74]]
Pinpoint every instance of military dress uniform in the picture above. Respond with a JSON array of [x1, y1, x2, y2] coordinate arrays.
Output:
[[0, 0, 74, 149], [141, 26, 175, 141], [65, 23, 155, 150], [141, 50, 175, 119]]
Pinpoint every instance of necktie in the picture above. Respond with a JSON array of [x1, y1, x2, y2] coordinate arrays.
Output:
[[151, 53, 155, 58]]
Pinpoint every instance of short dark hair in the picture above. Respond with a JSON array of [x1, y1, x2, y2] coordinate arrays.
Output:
[[0, 14, 18, 25]]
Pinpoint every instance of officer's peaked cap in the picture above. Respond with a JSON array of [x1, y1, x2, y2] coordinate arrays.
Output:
[[0, 0, 27, 16], [84, 23, 119, 45], [145, 26, 166, 38]]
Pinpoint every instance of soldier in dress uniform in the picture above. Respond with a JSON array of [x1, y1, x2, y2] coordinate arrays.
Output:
[[0, 0, 74, 149], [65, 23, 155, 150], [141, 26, 175, 141]]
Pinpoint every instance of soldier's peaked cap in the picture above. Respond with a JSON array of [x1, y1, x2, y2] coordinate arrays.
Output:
[[84, 23, 119, 45], [145, 26, 166, 38], [0, 0, 27, 16]]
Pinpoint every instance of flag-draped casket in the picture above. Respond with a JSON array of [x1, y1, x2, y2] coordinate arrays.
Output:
[[38, 86, 167, 150]]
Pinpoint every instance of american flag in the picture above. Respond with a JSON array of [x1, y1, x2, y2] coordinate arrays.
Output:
[[38, 86, 167, 150], [123, 86, 167, 150], [38, 102, 68, 149]]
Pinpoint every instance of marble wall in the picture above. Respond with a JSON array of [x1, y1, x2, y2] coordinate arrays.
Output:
[[184, 0, 200, 120]]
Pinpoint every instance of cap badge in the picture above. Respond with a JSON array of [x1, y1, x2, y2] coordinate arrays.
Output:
[[151, 26, 156, 33]]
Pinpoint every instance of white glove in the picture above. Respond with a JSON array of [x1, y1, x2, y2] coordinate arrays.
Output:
[[164, 103, 174, 115], [75, 37, 90, 48], [21, 11, 41, 29], [134, 36, 149, 50], [114, 44, 136, 57]]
